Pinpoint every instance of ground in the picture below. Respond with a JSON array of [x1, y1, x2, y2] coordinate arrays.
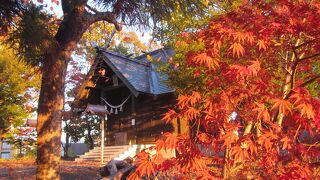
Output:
[[0, 160, 101, 180]]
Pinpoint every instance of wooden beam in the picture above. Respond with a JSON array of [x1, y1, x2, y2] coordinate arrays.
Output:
[[85, 83, 125, 91]]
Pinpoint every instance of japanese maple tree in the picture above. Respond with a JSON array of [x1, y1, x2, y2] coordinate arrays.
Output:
[[131, 0, 320, 179]]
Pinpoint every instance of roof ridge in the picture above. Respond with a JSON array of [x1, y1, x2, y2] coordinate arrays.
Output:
[[134, 46, 172, 60], [99, 49, 150, 67]]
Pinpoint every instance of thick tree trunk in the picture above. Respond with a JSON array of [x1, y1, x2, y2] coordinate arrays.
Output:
[[35, 0, 117, 178], [36, 49, 68, 179]]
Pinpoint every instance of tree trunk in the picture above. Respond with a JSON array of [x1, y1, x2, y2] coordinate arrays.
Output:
[[86, 125, 94, 149], [36, 49, 68, 179], [35, 0, 114, 178], [0, 138, 3, 158], [64, 132, 70, 157], [87, 132, 94, 150]]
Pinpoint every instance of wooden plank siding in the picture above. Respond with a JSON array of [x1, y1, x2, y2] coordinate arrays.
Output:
[[105, 91, 176, 145]]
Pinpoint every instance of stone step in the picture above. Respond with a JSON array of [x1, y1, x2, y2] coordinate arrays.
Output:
[[75, 144, 155, 163], [93, 145, 131, 150], [77, 157, 113, 161], [85, 149, 129, 153], [79, 154, 117, 158], [75, 158, 111, 163], [82, 152, 119, 156]]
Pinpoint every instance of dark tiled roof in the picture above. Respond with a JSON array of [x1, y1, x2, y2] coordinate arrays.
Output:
[[100, 47, 175, 96]]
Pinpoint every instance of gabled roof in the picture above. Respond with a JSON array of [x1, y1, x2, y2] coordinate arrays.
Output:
[[99, 47, 175, 96]]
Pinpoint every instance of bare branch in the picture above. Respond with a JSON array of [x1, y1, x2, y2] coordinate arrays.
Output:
[[284, 74, 320, 99], [294, 39, 316, 49], [87, 11, 122, 31], [298, 52, 320, 62], [299, 74, 320, 87], [85, 4, 98, 14]]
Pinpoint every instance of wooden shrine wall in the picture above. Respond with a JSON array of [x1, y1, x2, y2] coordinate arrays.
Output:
[[105, 91, 176, 145]]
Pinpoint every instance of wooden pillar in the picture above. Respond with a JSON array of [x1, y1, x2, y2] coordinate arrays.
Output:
[[100, 90, 106, 164], [131, 94, 136, 144], [100, 115, 105, 164]]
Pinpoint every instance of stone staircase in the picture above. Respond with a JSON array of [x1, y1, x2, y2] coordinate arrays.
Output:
[[75, 144, 153, 163]]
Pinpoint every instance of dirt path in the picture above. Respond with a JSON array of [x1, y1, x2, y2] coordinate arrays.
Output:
[[0, 161, 102, 180]]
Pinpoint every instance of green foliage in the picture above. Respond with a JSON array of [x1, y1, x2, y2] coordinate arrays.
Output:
[[95, 0, 207, 28], [0, 45, 40, 137], [153, 0, 243, 44], [76, 21, 148, 62], [5, 127, 37, 159], [152, 36, 207, 95], [65, 115, 100, 143], [5, 4, 56, 67]]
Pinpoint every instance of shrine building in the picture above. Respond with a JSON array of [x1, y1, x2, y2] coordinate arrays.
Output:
[[73, 47, 185, 146]]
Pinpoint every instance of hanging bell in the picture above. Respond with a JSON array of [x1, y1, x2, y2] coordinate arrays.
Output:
[[110, 108, 113, 114], [115, 108, 118, 114], [120, 105, 123, 112]]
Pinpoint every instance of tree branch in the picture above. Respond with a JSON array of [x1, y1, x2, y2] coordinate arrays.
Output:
[[87, 11, 122, 31], [294, 39, 316, 49], [85, 4, 98, 14], [298, 52, 320, 62], [285, 74, 320, 99], [299, 74, 320, 87]]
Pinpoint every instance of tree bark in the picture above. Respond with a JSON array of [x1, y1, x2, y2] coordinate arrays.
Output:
[[86, 123, 94, 149], [36, 49, 68, 179], [65, 131, 70, 157]]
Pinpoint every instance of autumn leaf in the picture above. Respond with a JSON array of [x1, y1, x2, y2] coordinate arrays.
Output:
[[177, 95, 189, 108], [198, 132, 211, 144], [257, 131, 277, 150], [280, 136, 292, 150], [193, 52, 219, 70], [152, 153, 165, 165], [222, 131, 239, 147], [189, 91, 202, 106], [246, 140, 258, 155], [164, 132, 178, 150], [146, 54, 152, 61], [248, 60, 261, 76], [155, 139, 166, 150], [135, 151, 156, 178], [290, 87, 311, 104], [127, 172, 141, 180], [162, 109, 178, 123], [230, 145, 250, 163], [271, 99, 292, 115], [296, 103, 314, 119], [184, 107, 200, 120], [257, 40, 267, 50], [229, 42, 245, 58], [253, 102, 270, 121], [232, 32, 246, 43]]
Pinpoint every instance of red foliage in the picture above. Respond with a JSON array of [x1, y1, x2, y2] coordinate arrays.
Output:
[[133, 0, 320, 178]]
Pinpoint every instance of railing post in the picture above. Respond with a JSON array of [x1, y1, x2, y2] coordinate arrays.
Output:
[[101, 115, 105, 164]]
